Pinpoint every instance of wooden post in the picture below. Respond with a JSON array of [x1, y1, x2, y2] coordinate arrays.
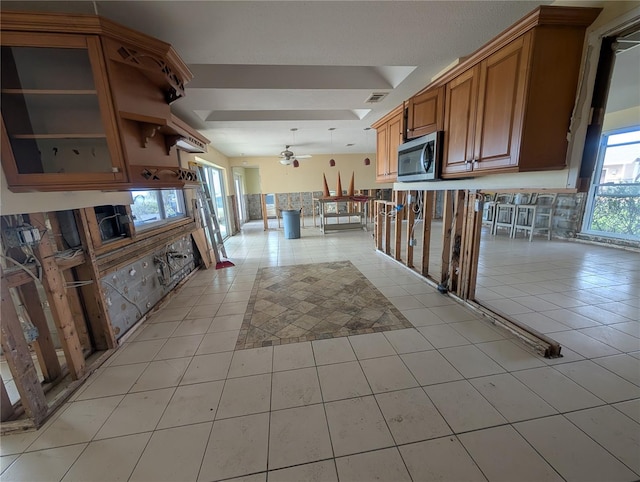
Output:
[[421, 191, 434, 278], [406, 191, 415, 268], [299, 193, 305, 227], [18, 282, 62, 382], [394, 191, 404, 261], [29, 213, 86, 380], [275, 195, 281, 229], [384, 202, 391, 255], [376, 202, 381, 250], [440, 190, 454, 286], [449, 191, 466, 294], [76, 210, 117, 350], [459, 190, 483, 300], [1, 376, 15, 422], [0, 282, 48, 426], [261, 194, 269, 231]]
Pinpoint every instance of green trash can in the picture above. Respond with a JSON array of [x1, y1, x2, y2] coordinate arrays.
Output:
[[281, 209, 301, 239]]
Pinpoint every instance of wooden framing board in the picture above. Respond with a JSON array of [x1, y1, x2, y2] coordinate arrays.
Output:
[[95, 220, 197, 275], [406, 190, 416, 268], [449, 190, 466, 293], [421, 190, 434, 278], [440, 190, 454, 285], [384, 202, 391, 255], [374, 201, 382, 251], [394, 191, 405, 261], [261, 194, 269, 231], [1, 376, 14, 422], [460, 191, 483, 300], [30, 213, 86, 380], [76, 210, 117, 350], [0, 282, 48, 425], [62, 270, 92, 353], [17, 282, 62, 383]]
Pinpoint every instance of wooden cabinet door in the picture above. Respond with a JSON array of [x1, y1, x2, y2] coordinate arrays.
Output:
[[442, 66, 478, 177], [407, 87, 443, 139], [387, 113, 403, 180], [473, 32, 531, 172], [375, 122, 389, 181], [0, 32, 126, 191]]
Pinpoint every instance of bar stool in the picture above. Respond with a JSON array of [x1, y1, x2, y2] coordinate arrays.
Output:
[[481, 193, 497, 228], [491, 193, 515, 236], [533, 193, 557, 240], [513, 193, 537, 241]]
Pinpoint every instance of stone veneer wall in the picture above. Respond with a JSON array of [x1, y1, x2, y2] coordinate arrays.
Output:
[[551, 193, 586, 239]]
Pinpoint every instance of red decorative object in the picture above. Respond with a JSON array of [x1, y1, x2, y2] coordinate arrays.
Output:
[[364, 157, 371, 166], [293, 159, 300, 168], [329, 159, 336, 167]]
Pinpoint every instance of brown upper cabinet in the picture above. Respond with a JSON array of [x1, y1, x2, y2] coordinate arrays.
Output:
[[372, 104, 404, 183], [437, 6, 601, 178], [406, 86, 444, 139], [0, 11, 208, 192]]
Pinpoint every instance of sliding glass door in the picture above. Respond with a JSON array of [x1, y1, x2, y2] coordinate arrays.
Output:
[[201, 165, 230, 239]]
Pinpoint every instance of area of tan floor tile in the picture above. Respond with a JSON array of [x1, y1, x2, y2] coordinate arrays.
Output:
[[235, 261, 413, 349], [3, 221, 638, 482]]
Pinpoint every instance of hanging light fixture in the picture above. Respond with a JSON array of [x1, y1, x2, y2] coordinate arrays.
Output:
[[293, 159, 300, 168], [328, 127, 336, 167], [364, 128, 372, 165]]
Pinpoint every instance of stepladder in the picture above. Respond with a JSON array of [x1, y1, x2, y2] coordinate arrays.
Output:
[[195, 165, 233, 268]]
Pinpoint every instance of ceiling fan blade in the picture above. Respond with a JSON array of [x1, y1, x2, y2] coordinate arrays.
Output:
[[296, 154, 312, 159]]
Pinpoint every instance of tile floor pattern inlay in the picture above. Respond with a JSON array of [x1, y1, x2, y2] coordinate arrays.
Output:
[[235, 261, 413, 349]]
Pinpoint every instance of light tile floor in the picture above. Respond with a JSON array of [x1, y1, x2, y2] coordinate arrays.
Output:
[[1, 220, 638, 482]]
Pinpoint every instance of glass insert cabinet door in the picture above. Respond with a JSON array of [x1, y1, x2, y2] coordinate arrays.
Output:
[[0, 32, 125, 188]]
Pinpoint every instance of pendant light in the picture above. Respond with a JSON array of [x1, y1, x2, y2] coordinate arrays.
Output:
[[363, 127, 371, 165], [328, 128, 336, 167]]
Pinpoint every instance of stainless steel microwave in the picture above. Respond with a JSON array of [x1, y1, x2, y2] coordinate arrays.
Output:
[[397, 131, 441, 182]]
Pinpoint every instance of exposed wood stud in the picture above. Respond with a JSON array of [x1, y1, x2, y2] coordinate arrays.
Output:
[[0, 282, 48, 426], [394, 191, 405, 261], [18, 282, 63, 382], [261, 194, 269, 231], [1, 376, 15, 422], [421, 190, 434, 278], [440, 190, 454, 286], [406, 190, 416, 268], [29, 213, 86, 380], [75, 210, 117, 350]]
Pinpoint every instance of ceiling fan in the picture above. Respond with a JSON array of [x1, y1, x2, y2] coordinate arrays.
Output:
[[279, 145, 312, 165]]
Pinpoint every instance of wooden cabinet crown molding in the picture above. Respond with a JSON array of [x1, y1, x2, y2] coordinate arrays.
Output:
[[427, 5, 602, 89], [371, 104, 404, 130], [0, 11, 193, 100]]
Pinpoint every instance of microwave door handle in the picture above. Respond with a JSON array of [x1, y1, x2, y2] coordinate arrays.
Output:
[[421, 142, 433, 172]]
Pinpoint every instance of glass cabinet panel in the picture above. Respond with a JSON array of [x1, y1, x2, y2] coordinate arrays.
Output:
[[1, 43, 117, 176]]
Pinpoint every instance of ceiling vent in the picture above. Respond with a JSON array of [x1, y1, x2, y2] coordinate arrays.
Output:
[[365, 92, 388, 104]]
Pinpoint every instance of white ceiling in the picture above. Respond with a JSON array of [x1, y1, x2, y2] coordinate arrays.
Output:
[[5, 0, 557, 159]]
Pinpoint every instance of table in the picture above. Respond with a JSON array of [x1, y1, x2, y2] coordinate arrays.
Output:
[[313, 196, 372, 233]]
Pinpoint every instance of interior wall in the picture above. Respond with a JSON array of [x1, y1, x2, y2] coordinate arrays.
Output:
[[0, 170, 133, 215], [244, 168, 262, 194], [229, 153, 390, 193], [603, 106, 640, 132]]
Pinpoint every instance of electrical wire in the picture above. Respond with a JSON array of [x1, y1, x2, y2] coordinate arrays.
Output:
[[0, 253, 41, 284], [102, 280, 144, 316], [54, 248, 83, 260]]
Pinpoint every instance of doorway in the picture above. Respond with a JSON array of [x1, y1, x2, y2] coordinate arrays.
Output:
[[234, 173, 246, 227], [582, 27, 640, 241], [200, 165, 230, 239]]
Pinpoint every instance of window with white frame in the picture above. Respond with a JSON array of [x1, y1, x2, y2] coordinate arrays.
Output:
[[130, 189, 186, 230]]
